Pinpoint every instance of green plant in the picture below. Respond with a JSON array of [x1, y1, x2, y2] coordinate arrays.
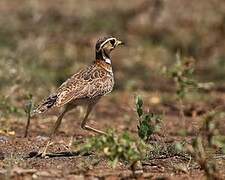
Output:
[[80, 130, 147, 168], [163, 53, 213, 129], [201, 110, 225, 153], [164, 54, 198, 99], [188, 136, 219, 180], [163, 53, 214, 100], [136, 96, 162, 142], [184, 110, 225, 179]]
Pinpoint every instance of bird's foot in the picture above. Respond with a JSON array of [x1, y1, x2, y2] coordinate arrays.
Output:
[[36, 140, 53, 158], [55, 136, 74, 153]]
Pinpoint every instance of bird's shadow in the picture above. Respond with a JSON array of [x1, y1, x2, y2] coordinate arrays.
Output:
[[25, 150, 92, 159]]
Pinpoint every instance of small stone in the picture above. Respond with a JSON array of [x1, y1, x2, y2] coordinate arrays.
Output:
[[32, 174, 38, 179]]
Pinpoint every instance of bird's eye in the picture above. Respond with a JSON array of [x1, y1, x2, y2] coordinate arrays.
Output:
[[110, 39, 115, 46]]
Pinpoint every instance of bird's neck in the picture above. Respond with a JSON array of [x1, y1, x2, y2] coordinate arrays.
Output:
[[95, 49, 113, 73], [95, 49, 112, 64], [94, 59, 113, 74]]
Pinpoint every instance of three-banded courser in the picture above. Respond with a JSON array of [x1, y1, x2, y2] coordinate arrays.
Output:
[[32, 36, 124, 156]]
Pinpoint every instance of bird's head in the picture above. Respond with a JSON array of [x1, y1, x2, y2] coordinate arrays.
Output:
[[95, 36, 124, 63]]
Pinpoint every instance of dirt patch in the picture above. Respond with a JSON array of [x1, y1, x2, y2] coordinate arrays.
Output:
[[1, 93, 225, 179]]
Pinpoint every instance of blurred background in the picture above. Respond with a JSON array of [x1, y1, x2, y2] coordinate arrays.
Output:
[[0, 0, 224, 119]]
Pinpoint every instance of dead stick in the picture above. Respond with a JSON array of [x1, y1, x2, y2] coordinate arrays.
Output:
[[24, 110, 31, 138], [24, 98, 32, 138]]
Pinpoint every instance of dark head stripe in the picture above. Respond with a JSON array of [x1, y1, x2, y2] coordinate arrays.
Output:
[[95, 36, 116, 51], [100, 38, 116, 49]]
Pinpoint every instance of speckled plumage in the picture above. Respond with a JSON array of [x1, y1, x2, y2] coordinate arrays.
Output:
[[30, 36, 123, 139], [29, 36, 124, 157], [34, 61, 114, 114]]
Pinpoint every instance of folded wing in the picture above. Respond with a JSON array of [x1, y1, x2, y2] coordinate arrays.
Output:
[[34, 65, 114, 114]]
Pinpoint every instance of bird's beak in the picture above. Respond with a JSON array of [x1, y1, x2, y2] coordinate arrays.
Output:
[[115, 40, 125, 46]]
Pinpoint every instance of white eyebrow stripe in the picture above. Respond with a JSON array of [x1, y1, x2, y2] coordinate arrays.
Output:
[[100, 38, 116, 49]]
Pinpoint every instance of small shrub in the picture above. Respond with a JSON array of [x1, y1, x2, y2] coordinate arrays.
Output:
[[136, 95, 162, 142], [80, 130, 147, 168], [201, 111, 225, 152], [184, 110, 225, 179], [164, 54, 197, 99], [162, 53, 213, 129]]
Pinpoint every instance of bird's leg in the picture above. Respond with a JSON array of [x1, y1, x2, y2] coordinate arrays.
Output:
[[81, 102, 106, 135], [50, 106, 70, 136], [39, 105, 72, 157]]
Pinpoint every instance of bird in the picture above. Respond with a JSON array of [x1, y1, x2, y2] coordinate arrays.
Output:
[[32, 36, 124, 156]]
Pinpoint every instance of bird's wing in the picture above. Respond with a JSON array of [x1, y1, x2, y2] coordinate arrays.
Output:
[[34, 64, 113, 114], [55, 64, 114, 106]]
